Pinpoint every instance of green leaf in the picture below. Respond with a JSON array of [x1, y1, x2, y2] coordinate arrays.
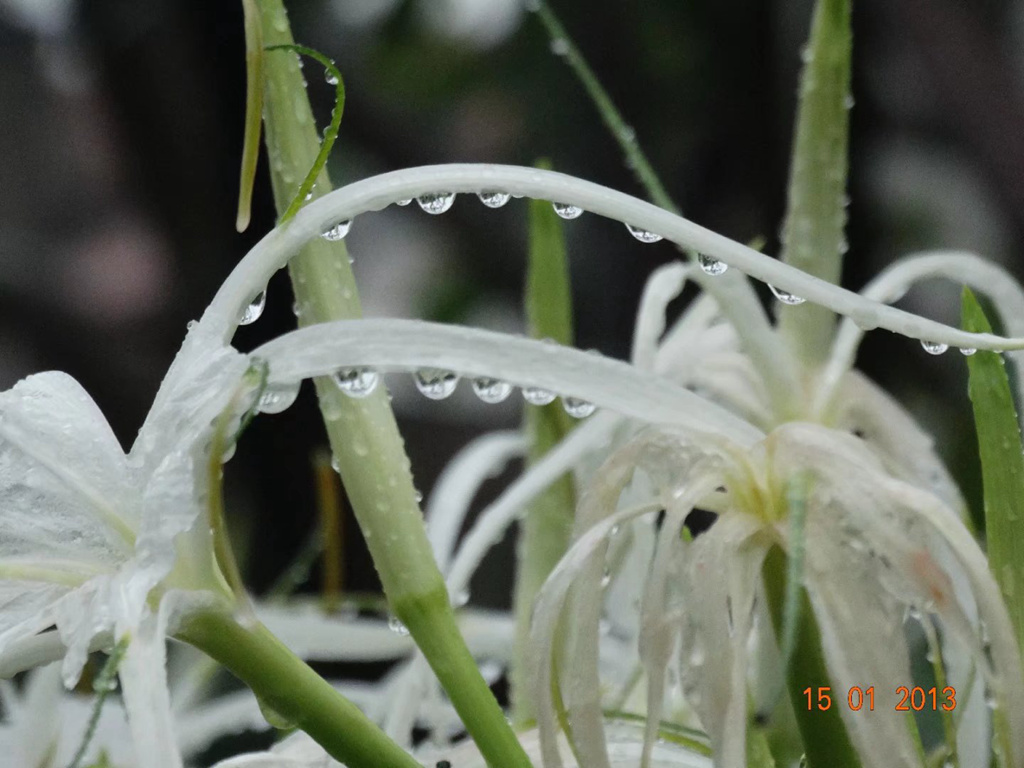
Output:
[[236, 0, 264, 232], [763, 546, 862, 768], [777, 0, 852, 363], [962, 287, 1024, 658], [511, 158, 579, 724]]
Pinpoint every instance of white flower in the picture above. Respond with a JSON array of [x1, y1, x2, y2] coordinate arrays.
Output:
[[0, 323, 251, 768]]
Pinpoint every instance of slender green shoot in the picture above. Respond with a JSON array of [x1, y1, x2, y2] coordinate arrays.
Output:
[[780, 473, 809, 672], [511, 160, 578, 724], [962, 287, 1024, 656], [763, 547, 861, 768], [314, 449, 345, 612], [236, 0, 264, 232], [601, 710, 712, 756], [67, 636, 130, 768], [531, 1, 676, 213], [776, 0, 852, 363], [920, 615, 959, 768], [264, 44, 345, 224]]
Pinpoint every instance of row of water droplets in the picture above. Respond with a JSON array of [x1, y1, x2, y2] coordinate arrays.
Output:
[[330, 366, 597, 418], [237, 189, 985, 394]]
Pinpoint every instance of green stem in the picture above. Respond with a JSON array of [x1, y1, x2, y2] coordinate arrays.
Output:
[[776, 0, 852, 364], [253, 4, 530, 767], [533, 1, 675, 213], [395, 588, 533, 763], [511, 168, 578, 725], [762, 547, 861, 768], [179, 610, 420, 768]]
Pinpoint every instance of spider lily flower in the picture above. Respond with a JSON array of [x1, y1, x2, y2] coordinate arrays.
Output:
[[527, 422, 1024, 768], [2, 162, 1022, 766]]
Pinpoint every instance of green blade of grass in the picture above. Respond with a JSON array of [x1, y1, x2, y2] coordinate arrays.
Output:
[[776, 0, 852, 364], [962, 287, 1024, 657], [511, 159, 579, 725]]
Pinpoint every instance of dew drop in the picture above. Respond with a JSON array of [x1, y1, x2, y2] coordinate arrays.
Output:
[[698, 253, 728, 276], [452, 589, 469, 608], [769, 285, 805, 305], [417, 192, 455, 215], [332, 368, 379, 398], [388, 616, 410, 636], [549, 38, 569, 56], [304, 188, 315, 201], [522, 386, 557, 406], [395, 198, 412, 206], [478, 191, 511, 208], [959, 347, 977, 356], [600, 570, 612, 588], [320, 219, 351, 241], [239, 289, 267, 325], [563, 396, 596, 418], [921, 340, 949, 355], [325, 70, 339, 86], [625, 223, 663, 243], [552, 202, 583, 220], [258, 382, 300, 415], [221, 443, 237, 462], [472, 377, 513, 404], [330, 456, 340, 473], [414, 369, 459, 400]]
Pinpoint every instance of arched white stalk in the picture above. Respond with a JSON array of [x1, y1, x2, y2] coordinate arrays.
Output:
[[251, 319, 763, 446], [815, 251, 1024, 416], [425, 431, 526, 575], [203, 165, 1024, 354]]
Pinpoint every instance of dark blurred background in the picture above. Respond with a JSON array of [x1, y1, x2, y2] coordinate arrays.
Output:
[[0, 0, 1019, 596]]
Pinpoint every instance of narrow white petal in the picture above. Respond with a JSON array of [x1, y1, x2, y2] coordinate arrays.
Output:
[[257, 603, 414, 661], [203, 165, 1024, 353], [445, 411, 619, 596], [818, 251, 1024, 412], [118, 607, 184, 768], [632, 262, 692, 370], [253, 319, 762, 447], [677, 514, 764, 768], [426, 431, 525, 575], [532, 500, 663, 768]]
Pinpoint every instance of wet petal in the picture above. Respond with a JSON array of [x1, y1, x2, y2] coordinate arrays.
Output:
[[253, 319, 763, 446]]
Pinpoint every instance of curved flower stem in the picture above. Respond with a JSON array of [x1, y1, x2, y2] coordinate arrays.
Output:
[[178, 609, 421, 768], [202, 164, 1024, 355], [249, 5, 531, 768]]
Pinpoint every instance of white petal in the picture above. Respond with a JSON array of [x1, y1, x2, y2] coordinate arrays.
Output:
[[257, 602, 414, 662], [677, 514, 764, 768], [446, 412, 621, 597], [818, 250, 1024, 412], [252, 319, 763, 446], [632, 262, 692, 370], [532, 495, 662, 768], [117, 598, 184, 768], [425, 431, 525, 575]]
